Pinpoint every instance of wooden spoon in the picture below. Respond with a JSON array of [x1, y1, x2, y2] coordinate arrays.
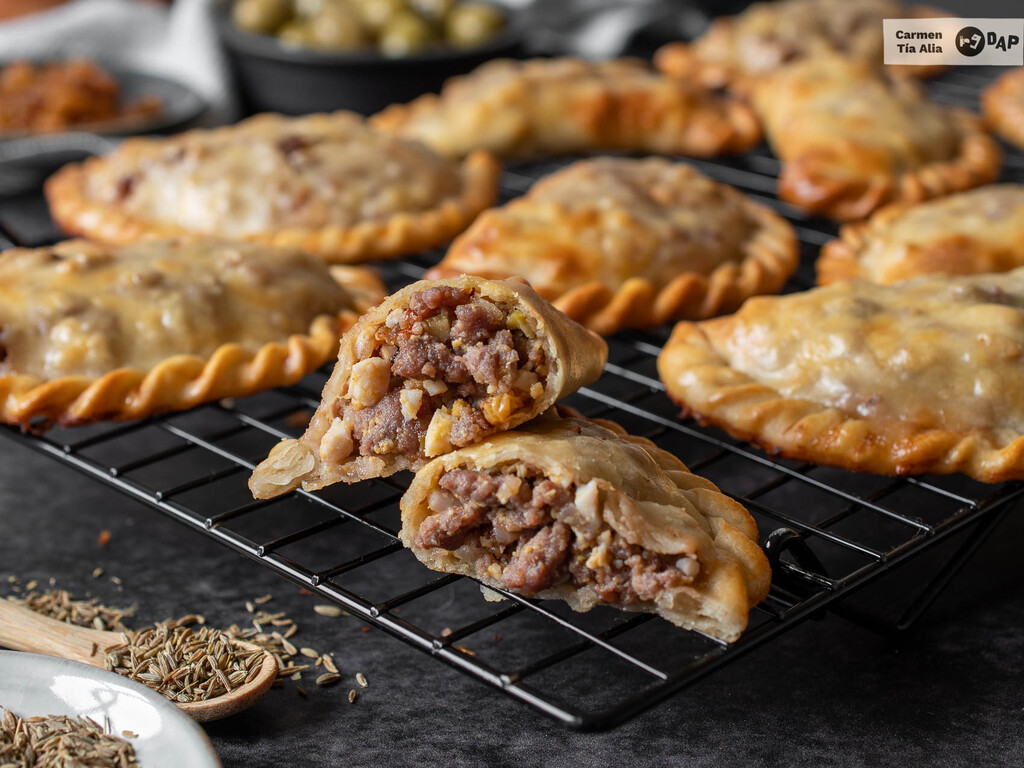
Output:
[[0, 600, 278, 722]]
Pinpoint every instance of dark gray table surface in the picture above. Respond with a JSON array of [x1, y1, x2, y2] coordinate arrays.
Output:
[[2, 437, 1022, 768]]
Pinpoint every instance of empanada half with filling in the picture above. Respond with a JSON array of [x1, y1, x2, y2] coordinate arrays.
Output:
[[658, 269, 1024, 482], [249, 276, 607, 497], [400, 411, 771, 642], [427, 157, 798, 334]]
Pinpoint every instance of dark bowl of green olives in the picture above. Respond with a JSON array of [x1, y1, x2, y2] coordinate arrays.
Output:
[[216, 0, 521, 116]]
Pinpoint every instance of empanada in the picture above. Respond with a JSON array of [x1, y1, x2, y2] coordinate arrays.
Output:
[[818, 185, 1024, 285], [370, 57, 760, 160], [427, 157, 798, 334], [400, 411, 770, 642], [750, 57, 1001, 221], [249, 277, 607, 497], [658, 270, 1024, 482], [44, 111, 500, 264], [982, 68, 1024, 151], [0, 237, 385, 428], [655, 0, 944, 91]]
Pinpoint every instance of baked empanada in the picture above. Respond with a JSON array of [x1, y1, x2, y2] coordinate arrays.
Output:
[[818, 185, 1024, 285], [982, 68, 1024, 151], [249, 277, 607, 497], [399, 411, 771, 642], [427, 157, 798, 334], [655, 0, 944, 91], [370, 57, 760, 160], [44, 111, 500, 264], [658, 270, 1024, 482], [0, 238, 386, 428], [750, 57, 1001, 221]]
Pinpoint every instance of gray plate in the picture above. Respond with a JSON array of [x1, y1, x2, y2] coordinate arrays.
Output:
[[0, 651, 221, 768]]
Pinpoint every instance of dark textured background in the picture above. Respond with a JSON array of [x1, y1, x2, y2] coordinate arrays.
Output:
[[2, 443, 1023, 767]]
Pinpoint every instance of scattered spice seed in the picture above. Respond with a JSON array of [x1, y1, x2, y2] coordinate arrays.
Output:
[[1, 707, 139, 767], [361, 627, 370, 634], [254, 594, 274, 605], [296, 687, 308, 698], [322, 654, 338, 675], [313, 604, 343, 618], [453, 646, 476, 656], [315, 673, 341, 687], [348, 690, 357, 704], [440, 627, 452, 638], [300, 648, 319, 659], [492, 635, 502, 643], [92, 568, 104, 578], [245, 601, 255, 613], [356, 673, 367, 689], [24, 581, 37, 591], [97, 530, 111, 547]]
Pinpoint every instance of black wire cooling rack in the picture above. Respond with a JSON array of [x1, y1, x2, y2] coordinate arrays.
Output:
[[1, 67, 1022, 730]]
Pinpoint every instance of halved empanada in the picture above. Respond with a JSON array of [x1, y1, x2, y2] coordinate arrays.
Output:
[[44, 111, 500, 264], [655, 0, 945, 91], [370, 57, 760, 160], [427, 157, 798, 334], [249, 277, 607, 497], [658, 269, 1024, 482], [399, 411, 771, 642], [982, 68, 1024, 151], [750, 57, 1001, 221], [0, 237, 386, 428], [818, 185, 1024, 285]]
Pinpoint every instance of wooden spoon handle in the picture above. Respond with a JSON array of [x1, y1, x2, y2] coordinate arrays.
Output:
[[0, 600, 114, 666]]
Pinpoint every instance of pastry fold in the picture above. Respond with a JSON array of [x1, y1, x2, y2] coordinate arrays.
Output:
[[658, 269, 1024, 482], [370, 57, 760, 160], [751, 57, 1001, 221], [399, 412, 771, 642], [427, 157, 797, 334], [982, 67, 1024, 151], [249, 277, 607, 497], [817, 185, 1024, 285]]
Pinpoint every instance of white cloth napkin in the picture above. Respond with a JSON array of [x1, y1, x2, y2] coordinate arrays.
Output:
[[0, 0, 238, 125]]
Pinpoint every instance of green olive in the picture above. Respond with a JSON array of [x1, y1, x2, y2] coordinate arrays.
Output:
[[444, 1, 505, 49], [308, 3, 368, 49], [408, 0, 454, 22], [277, 19, 316, 45], [233, 0, 293, 34], [378, 10, 437, 57], [355, 0, 409, 32]]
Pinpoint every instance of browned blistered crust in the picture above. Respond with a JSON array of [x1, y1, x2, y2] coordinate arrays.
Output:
[[657, 317, 1024, 484], [370, 58, 761, 160], [44, 114, 501, 265], [982, 68, 1024, 151], [428, 160, 798, 335]]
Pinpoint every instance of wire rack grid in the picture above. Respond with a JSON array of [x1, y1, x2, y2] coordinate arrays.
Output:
[[0, 67, 1022, 731]]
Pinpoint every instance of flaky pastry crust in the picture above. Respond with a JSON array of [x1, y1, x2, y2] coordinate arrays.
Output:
[[817, 185, 1024, 285], [982, 68, 1024, 151], [750, 57, 1001, 221], [658, 271, 1024, 482], [655, 0, 946, 92], [0, 238, 386, 429], [427, 157, 798, 334], [44, 112, 500, 264], [370, 57, 761, 160], [399, 411, 771, 642], [249, 276, 607, 497]]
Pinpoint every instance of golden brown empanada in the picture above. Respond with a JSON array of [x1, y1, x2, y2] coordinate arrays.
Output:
[[655, 0, 945, 91], [818, 185, 1024, 285], [399, 411, 771, 642], [44, 111, 500, 264], [658, 269, 1024, 482], [750, 57, 1001, 221], [982, 68, 1024, 151], [427, 157, 798, 334], [370, 57, 761, 160], [249, 277, 607, 497], [0, 237, 386, 428]]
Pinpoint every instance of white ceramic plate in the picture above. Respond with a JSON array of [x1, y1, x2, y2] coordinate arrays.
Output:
[[0, 651, 221, 767]]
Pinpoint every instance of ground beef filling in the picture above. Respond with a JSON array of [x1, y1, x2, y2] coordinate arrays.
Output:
[[320, 287, 547, 463], [414, 469, 699, 603]]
